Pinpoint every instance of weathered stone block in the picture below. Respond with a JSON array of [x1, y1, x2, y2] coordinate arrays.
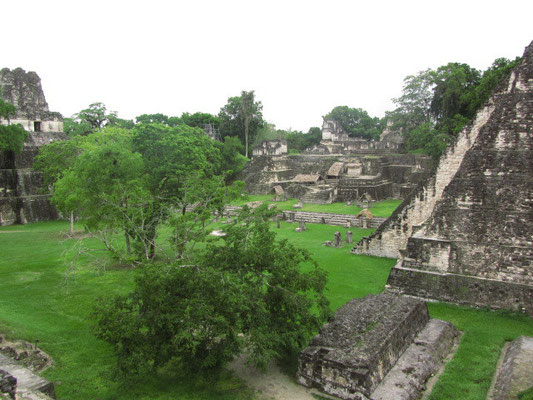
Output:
[[297, 293, 429, 399], [489, 336, 533, 400]]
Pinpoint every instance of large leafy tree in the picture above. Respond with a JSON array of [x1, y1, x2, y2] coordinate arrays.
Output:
[[324, 106, 383, 140], [386, 57, 519, 160], [180, 112, 220, 129], [34, 137, 85, 233], [430, 62, 481, 125], [218, 91, 264, 157], [65, 102, 123, 136], [386, 68, 435, 134], [93, 205, 330, 375], [0, 97, 28, 156], [43, 122, 233, 260], [51, 128, 147, 255]]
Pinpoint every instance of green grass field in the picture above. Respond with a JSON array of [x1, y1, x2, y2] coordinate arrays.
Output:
[[0, 216, 532, 399]]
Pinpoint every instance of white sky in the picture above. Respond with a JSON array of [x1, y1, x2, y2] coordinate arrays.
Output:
[[4, 0, 532, 132]]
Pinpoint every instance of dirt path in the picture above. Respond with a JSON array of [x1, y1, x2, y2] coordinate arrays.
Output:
[[229, 355, 323, 400]]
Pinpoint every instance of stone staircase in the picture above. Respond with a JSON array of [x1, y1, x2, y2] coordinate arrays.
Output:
[[352, 100, 496, 258], [0, 336, 55, 400]]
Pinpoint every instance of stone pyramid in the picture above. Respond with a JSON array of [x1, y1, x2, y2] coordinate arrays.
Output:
[[385, 41, 533, 314]]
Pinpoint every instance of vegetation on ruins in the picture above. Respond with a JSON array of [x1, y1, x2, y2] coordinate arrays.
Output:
[[93, 205, 330, 375], [0, 97, 28, 153], [324, 106, 384, 140], [252, 123, 322, 153], [387, 57, 520, 159]]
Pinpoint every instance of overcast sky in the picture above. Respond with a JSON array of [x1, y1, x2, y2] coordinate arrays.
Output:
[[4, 0, 532, 131]]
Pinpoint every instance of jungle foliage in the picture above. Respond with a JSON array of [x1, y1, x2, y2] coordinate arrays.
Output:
[[387, 57, 520, 159]]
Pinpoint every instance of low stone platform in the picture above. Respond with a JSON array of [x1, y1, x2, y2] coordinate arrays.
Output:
[[488, 336, 533, 400], [297, 293, 430, 399]]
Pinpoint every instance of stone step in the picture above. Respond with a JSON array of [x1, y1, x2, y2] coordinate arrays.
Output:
[[0, 354, 55, 399], [487, 336, 533, 400], [370, 319, 460, 400]]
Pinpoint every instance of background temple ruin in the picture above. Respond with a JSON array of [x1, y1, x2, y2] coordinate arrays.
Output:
[[0, 68, 66, 225]]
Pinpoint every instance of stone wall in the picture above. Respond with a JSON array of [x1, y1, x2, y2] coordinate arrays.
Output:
[[387, 264, 533, 313], [252, 140, 288, 157], [488, 336, 533, 400], [282, 210, 386, 228]]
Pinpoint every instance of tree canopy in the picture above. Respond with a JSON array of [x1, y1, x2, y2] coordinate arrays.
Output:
[[0, 97, 28, 154], [386, 56, 519, 160], [93, 205, 330, 375], [324, 106, 383, 140]]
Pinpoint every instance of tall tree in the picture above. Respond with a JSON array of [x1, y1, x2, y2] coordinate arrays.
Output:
[[386, 68, 435, 133], [75, 102, 117, 130], [218, 91, 264, 157], [430, 62, 481, 123], [240, 91, 256, 158], [65, 102, 120, 137]]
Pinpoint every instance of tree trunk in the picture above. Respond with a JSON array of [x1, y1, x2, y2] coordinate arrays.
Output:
[[69, 211, 74, 235], [124, 231, 131, 255], [244, 117, 249, 158]]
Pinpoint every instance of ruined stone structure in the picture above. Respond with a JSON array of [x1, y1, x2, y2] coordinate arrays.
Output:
[[282, 210, 386, 228], [353, 41, 533, 314], [241, 113, 431, 205], [252, 139, 288, 157], [0, 68, 65, 225], [297, 293, 458, 400], [317, 119, 405, 154], [241, 153, 431, 204]]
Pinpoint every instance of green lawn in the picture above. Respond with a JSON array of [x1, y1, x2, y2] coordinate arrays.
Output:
[[231, 194, 402, 218], [0, 219, 532, 400]]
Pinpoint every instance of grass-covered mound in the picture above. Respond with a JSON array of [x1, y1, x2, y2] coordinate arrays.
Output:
[[0, 219, 532, 400]]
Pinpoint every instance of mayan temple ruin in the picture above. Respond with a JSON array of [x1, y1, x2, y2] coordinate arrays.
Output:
[[243, 118, 432, 204], [352, 41, 533, 314], [0, 67, 66, 225]]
